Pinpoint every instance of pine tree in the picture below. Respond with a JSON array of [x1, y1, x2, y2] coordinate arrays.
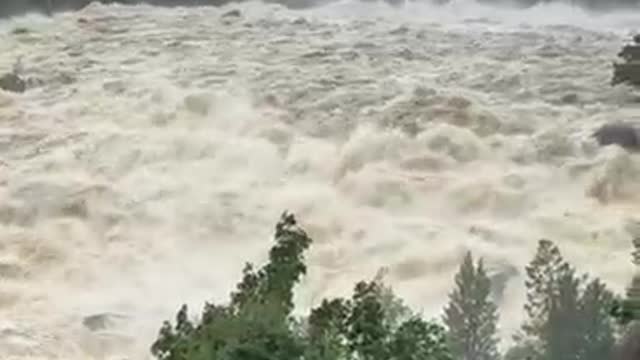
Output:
[[610, 235, 640, 360], [611, 236, 640, 325], [516, 239, 616, 360], [443, 251, 499, 360], [626, 276, 640, 320], [543, 268, 583, 360], [521, 239, 570, 343], [577, 279, 616, 360], [628, 236, 640, 320]]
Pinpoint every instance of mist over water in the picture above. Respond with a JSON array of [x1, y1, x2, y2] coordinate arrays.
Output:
[[1, 0, 640, 358]]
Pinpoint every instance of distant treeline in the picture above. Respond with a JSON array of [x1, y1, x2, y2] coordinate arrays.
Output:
[[1, 0, 639, 18]]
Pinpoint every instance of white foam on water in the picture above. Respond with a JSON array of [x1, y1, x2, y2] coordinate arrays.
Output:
[[0, 0, 639, 358]]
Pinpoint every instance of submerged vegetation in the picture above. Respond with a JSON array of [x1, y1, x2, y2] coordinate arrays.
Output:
[[152, 212, 639, 360]]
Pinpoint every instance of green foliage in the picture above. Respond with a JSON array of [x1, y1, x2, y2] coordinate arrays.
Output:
[[306, 276, 452, 360], [611, 236, 640, 325], [151, 212, 452, 360], [389, 317, 451, 360], [306, 298, 352, 360], [521, 239, 570, 342], [229, 212, 312, 317], [503, 340, 540, 360], [443, 251, 499, 360], [346, 280, 391, 360], [150, 305, 197, 360], [151, 212, 310, 360], [543, 267, 583, 360], [152, 213, 631, 360], [610, 234, 640, 360], [577, 279, 617, 360], [515, 239, 616, 360]]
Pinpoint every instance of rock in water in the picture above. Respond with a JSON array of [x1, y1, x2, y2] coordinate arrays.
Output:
[[222, 9, 241, 18], [0, 73, 26, 93], [593, 123, 640, 151], [82, 313, 128, 332]]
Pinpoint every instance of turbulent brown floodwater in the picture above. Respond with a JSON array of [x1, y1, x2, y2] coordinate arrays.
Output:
[[1, 1, 640, 358]]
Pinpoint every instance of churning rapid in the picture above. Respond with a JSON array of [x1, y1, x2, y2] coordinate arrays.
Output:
[[1, 0, 640, 358]]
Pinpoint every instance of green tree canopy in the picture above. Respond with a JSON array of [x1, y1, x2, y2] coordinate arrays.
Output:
[[443, 251, 500, 360], [151, 212, 452, 360], [514, 239, 616, 360]]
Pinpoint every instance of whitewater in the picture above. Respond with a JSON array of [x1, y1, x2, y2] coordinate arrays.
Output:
[[1, 0, 640, 358]]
